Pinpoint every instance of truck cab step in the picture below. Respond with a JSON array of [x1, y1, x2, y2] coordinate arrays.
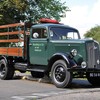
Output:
[[27, 68, 45, 72], [14, 63, 28, 71]]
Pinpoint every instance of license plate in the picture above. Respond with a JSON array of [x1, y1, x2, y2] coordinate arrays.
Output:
[[89, 73, 100, 77]]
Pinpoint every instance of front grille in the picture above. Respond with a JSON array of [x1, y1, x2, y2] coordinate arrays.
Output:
[[86, 41, 100, 68], [86, 42, 94, 68], [94, 41, 100, 68]]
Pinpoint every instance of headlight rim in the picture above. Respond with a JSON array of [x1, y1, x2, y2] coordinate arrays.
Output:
[[71, 49, 77, 57], [81, 61, 87, 68]]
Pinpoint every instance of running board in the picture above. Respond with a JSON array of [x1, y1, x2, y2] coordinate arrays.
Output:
[[14, 63, 28, 71], [27, 69, 45, 72], [14, 63, 45, 72]]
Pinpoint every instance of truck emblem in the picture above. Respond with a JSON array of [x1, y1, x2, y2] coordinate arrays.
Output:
[[94, 46, 97, 50]]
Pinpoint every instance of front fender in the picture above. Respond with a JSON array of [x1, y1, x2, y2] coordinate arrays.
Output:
[[74, 54, 83, 65], [49, 53, 77, 68], [52, 53, 70, 64]]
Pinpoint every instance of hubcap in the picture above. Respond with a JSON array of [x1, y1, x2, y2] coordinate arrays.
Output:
[[54, 64, 66, 83], [0, 64, 6, 77]]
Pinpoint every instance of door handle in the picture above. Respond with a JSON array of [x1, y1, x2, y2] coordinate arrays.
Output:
[[29, 43, 32, 46]]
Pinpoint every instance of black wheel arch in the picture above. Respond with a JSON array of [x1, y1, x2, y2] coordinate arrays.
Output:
[[48, 53, 70, 72], [0, 56, 14, 67], [0, 56, 7, 63]]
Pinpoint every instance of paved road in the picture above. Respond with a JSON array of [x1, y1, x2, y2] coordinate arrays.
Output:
[[0, 72, 100, 100]]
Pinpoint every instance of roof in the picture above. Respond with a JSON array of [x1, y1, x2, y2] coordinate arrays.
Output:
[[31, 23, 78, 32]]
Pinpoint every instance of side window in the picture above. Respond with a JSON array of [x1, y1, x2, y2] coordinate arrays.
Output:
[[32, 28, 47, 39], [67, 32, 79, 39]]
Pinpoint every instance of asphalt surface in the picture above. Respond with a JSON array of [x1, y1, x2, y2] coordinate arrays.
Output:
[[0, 72, 100, 100]]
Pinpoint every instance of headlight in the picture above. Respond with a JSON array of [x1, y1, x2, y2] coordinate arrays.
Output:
[[71, 49, 77, 56], [81, 61, 87, 68]]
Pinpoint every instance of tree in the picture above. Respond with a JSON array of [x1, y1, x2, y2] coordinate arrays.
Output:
[[84, 26, 100, 42], [0, 0, 69, 25], [0, 0, 28, 24]]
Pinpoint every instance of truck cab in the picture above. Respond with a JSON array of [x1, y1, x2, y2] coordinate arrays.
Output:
[[29, 24, 80, 65], [0, 19, 100, 88]]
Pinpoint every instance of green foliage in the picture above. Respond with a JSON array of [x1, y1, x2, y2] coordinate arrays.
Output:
[[0, 0, 28, 24], [84, 26, 100, 42], [0, 0, 69, 24]]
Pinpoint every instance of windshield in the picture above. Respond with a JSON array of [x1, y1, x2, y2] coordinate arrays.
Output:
[[50, 27, 80, 40]]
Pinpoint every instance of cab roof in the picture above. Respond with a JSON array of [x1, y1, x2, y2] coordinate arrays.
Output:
[[32, 23, 79, 32]]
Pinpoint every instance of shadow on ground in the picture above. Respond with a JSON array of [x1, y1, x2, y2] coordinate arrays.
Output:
[[70, 79, 93, 88], [13, 72, 100, 89]]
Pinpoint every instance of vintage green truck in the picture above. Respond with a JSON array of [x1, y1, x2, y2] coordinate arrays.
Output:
[[0, 18, 100, 88]]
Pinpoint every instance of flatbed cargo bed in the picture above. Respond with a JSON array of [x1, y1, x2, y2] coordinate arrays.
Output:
[[0, 23, 28, 57]]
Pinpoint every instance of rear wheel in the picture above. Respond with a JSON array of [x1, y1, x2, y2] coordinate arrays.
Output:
[[31, 71, 44, 78], [51, 60, 72, 88], [0, 59, 14, 80], [86, 72, 100, 86]]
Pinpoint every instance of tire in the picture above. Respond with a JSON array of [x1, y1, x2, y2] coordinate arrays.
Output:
[[51, 60, 72, 88], [0, 59, 14, 80], [31, 71, 44, 78], [86, 72, 100, 86]]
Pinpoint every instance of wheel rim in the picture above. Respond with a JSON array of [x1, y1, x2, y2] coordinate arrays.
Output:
[[0, 63, 6, 78], [54, 64, 66, 84]]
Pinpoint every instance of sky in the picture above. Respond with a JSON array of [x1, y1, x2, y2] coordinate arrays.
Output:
[[60, 0, 100, 38]]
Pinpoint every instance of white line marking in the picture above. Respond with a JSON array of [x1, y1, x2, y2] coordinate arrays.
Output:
[[12, 96, 38, 100]]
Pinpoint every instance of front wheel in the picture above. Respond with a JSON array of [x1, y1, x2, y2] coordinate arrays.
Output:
[[0, 59, 14, 80], [51, 60, 72, 88], [86, 72, 100, 86]]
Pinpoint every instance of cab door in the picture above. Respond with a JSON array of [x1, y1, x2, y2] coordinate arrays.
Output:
[[29, 27, 48, 65]]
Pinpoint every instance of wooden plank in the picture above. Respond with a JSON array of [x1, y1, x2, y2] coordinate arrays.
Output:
[[19, 48, 23, 56], [0, 39, 24, 43], [0, 47, 23, 56], [0, 23, 24, 29], [8, 47, 23, 56], [0, 30, 24, 36], [0, 48, 7, 55]]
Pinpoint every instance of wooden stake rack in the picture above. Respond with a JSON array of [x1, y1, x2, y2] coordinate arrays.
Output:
[[0, 23, 25, 57]]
